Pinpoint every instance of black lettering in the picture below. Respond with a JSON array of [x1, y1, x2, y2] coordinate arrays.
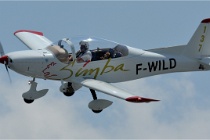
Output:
[[136, 63, 142, 75], [169, 58, 176, 69], [148, 61, 158, 72], [159, 60, 161, 70], [162, 60, 168, 70]]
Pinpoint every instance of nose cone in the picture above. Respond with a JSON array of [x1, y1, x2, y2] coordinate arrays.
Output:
[[0, 55, 8, 64]]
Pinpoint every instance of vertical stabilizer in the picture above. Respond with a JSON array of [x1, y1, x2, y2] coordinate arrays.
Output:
[[185, 18, 210, 58]]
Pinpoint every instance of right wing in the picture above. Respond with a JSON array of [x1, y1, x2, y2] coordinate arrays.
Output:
[[14, 30, 52, 50], [80, 79, 159, 103]]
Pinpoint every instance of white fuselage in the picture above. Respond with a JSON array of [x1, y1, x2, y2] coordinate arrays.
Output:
[[6, 47, 202, 83]]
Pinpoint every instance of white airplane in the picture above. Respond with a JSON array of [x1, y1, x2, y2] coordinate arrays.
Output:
[[0, 18, 210, 113]]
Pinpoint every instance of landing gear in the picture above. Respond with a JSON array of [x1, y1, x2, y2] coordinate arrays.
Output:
[[90, 89, 103, 113], [92, 109, 102, 113], [60, 82, 75, 96], [88, 89, 113, 114], [22, 78, 49, 104], [24, 98, 34, 104], [63, 82, 75, 96]]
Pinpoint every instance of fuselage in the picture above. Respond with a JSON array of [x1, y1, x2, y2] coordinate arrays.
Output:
[[6, 46, 202, 83]]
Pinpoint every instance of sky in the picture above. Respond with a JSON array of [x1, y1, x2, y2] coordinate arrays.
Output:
[[1, 1, 210, 139]]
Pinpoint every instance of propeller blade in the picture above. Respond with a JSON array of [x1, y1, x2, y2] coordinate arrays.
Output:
[[0, 55, 11, 83], [5, 63, 11, 83], [0, 43, 11, 83], [0, 42, 5, 56]]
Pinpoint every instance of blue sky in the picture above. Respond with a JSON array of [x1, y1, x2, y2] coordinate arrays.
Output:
[[1, 1, 210, 139]]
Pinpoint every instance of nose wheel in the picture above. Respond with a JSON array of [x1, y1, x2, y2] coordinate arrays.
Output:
[[24, 98, 34, 104], [22, 78, 49, 104]]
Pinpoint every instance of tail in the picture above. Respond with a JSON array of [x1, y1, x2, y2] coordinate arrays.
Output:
[[184, 18, 210, 58], [147, 18, 210, 68]]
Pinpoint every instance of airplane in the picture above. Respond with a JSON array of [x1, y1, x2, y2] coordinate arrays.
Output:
[[0, 18, 210, 113]]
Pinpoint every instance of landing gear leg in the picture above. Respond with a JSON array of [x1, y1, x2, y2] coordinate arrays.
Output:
[[23, 78, 36, 104], [90, 89, 97, 100]]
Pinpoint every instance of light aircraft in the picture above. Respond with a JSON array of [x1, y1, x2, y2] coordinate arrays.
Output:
[[0, 18, 210, 113]]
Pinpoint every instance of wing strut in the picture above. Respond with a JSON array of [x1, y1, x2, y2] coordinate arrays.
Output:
[[90, 89, 97, 100]]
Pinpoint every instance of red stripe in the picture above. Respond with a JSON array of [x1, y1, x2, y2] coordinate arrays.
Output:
[[201, 18, 210, 23], [83, 60, 91, 67], [14, 30, 43, 36]]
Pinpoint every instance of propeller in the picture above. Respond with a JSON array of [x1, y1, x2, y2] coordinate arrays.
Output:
[[0, 42, 11, 83]]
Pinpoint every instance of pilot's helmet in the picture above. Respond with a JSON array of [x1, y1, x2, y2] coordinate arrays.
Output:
[[79, 41, 89, 52]]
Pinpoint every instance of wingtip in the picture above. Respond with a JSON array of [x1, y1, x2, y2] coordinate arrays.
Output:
[[14, 30, 43, 36], [126, 96, 160, 103]]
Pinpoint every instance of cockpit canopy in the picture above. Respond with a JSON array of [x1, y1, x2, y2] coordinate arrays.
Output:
[[46, 37, 129, 63]]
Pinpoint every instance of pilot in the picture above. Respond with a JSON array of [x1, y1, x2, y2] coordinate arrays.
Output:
[[76, 41, 92, 63]]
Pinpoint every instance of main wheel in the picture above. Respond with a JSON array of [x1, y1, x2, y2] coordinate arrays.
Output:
[[92, 109, 103, 113], [24, 98, 34, 104]]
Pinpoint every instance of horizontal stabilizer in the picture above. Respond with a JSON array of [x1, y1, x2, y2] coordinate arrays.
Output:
[[199, 57, 210, 65], [198, 57, 210, 70]]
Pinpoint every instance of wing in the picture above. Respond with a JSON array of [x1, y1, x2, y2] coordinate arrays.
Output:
[[80, 79, 159, 103], [14, 30, 52, 50]]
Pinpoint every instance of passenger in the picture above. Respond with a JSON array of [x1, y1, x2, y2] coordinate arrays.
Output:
[[76, 41, 92, 63], [109, 48, 115, 58], [100, 51, 111, 60]]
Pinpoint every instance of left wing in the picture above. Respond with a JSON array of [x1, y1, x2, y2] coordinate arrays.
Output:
[[80, 79, 159, 103], [14, 30, 52, 50]]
